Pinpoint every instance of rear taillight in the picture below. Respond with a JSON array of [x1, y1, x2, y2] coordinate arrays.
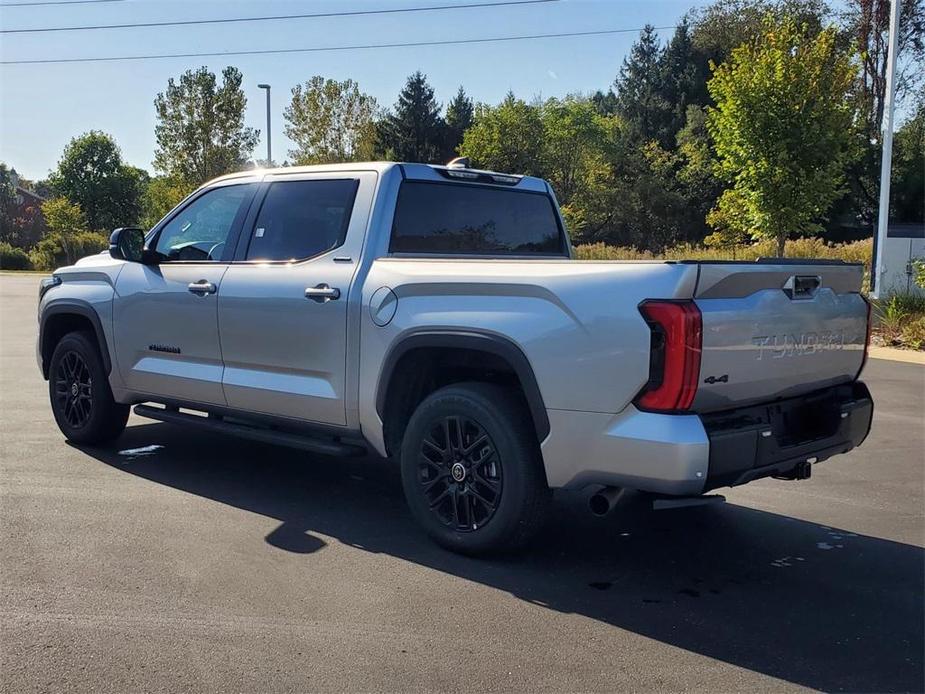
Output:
[[634, 301, 702, 412], [857, 295, 872, 378]]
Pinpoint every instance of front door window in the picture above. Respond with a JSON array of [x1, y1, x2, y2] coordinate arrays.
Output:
[[153, 184, 255, 262]]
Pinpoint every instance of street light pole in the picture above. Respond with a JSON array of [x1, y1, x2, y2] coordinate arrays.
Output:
[[258, 83, 271, 166], [871, 0, 901, 299]]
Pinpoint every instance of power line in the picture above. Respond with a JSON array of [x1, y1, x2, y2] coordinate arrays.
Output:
[[1, 26, 676, 65], [1, 0, 557, 33], [0, 0, 124, 7]]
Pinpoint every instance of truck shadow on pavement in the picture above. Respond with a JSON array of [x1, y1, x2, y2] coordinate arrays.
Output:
[[82, 421, 923, 693]]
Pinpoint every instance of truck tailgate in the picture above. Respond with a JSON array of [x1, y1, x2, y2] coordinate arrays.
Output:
[[691, 261, 868, 412]]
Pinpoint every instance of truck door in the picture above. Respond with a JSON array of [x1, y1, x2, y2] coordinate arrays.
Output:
[[113, 181, 257, 405], [217, 171, 377, 426]]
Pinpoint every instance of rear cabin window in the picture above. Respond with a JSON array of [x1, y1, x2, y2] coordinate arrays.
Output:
[[389, 182, 566, 255], [245, 179, 359, 262]]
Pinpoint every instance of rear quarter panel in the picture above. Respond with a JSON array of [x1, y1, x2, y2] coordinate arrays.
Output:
[[358, 258, 698, 454]]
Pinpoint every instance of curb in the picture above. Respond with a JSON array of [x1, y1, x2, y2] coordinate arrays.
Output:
[[869, 346, 925, 365]]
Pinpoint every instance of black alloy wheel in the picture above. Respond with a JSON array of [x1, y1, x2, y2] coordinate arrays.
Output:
[[48, 331, 129, 444], [400, 382, 550, 555], [418, 415, 503, 532], [54, 350, 93, 429]]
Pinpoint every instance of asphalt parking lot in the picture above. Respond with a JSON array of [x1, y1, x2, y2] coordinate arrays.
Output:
[[1, 272, 923, 693]]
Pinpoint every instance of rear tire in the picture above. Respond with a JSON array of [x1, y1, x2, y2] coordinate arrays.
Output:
[[48, 331, 129, 445], [400, 382, 551, 555]]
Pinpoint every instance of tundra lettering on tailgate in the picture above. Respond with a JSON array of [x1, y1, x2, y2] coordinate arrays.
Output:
[[752, 331, 846, 360]]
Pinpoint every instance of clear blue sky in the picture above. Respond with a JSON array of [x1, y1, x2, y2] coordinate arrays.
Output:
[[0, 0, 712, 180]]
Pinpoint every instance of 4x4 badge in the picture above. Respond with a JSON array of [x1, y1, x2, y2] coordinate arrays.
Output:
[[704, 374, 729, 384]]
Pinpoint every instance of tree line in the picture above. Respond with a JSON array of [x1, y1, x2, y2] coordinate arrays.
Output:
[[1, 0, 922, 269]]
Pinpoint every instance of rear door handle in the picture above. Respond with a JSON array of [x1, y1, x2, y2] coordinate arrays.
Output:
[[188, 280, 217, 295], [304, 284, 341, 302]]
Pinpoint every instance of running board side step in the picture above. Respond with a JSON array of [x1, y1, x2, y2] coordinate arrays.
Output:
[[133, 405, 366, 457]]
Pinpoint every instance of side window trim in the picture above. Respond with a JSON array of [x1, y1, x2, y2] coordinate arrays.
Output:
[[232, 177, 361, 264], [147, 182, 259, 264], [231, 182, 269, 261]]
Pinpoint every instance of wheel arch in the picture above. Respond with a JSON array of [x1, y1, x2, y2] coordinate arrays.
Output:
[[376, 330, 550, 457], [40, 301, 111, 379]]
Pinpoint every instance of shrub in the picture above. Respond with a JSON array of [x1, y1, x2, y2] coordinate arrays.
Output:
[[574, 242, 655, 260], [900, 316, 925, 351], [0, 241, 33, 270], [911, 258, 925, 291], [874, 296, 908, 345], [883, 291, 925, 315], [574, 237, 873, 269], [29, 231, 108, 271]]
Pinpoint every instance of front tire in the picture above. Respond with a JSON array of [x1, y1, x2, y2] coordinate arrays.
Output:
[[48, 331, 129, 444], [400, 383, 551, 555]]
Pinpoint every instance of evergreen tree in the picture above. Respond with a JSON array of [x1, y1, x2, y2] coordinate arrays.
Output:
[[379, 72, 445, 162], [658, 22, 708, 139], [614, 25, 673, 145], [442, 86, 474, 161], [590, 89, 618, 116]]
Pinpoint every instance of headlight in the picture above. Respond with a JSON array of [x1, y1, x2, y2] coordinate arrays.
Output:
[[38, 275, 61, 301]]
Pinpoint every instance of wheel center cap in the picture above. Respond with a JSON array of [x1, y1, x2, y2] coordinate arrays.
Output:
[[71, 382, 79, 398], [451, 462, 466, 482]]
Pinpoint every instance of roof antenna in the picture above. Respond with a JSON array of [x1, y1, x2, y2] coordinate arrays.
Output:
[[447, 156, 470, 169]]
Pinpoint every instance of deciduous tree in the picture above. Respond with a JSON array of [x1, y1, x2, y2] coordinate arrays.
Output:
[[838, 0, 924, 221], [48, 132, 146, 232], [0, 165, 46, 249], [284, 76, 378, 164], [153, 66, 259, 187], [0, 163, 20, 244], [540, 97, 610, 208], [891, 90, 925, 222], [841, 0, 924, 140], [460, 93, 544, 176], [39, 197, 100, 266], [141, 176, 192, 230], [707, 16, 858, 255], [689, 0, 827, 65]]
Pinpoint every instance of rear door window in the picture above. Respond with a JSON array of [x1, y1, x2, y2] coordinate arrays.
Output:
[[245, 179, 359, 262], [390, 182, 566, 255]]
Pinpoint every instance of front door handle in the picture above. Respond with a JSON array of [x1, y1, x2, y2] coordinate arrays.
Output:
[[188, 280, 217, 295], [304, 284, 341, 303]]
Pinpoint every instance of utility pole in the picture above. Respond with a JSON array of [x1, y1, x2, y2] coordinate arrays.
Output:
[[871, 0, 901, 299], [258, 83, 272, 166]]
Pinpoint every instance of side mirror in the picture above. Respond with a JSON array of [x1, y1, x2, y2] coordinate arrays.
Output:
[[109, 227, 146, 263]]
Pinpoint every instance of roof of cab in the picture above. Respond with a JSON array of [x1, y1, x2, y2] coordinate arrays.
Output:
[[205, 161, 550, 194]]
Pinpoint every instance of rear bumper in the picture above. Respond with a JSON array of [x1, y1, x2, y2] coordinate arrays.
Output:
[[540, 382, 872, 495], [700, 381, 873, 491], [542, 406, 709, 495]]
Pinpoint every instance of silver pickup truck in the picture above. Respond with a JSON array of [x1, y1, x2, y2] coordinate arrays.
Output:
[[37, 161, 873, 554]]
